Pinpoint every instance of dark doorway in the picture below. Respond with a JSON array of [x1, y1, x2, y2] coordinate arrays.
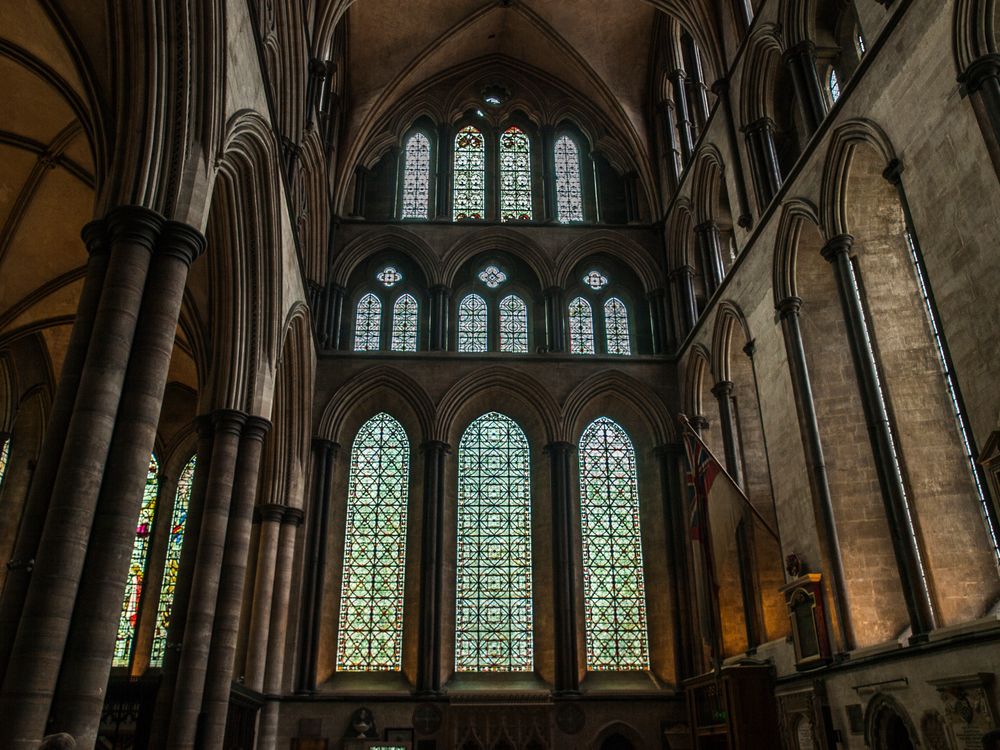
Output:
[[600, 734, 635, 750]]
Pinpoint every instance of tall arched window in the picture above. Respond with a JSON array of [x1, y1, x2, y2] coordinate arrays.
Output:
[[579, 418, 649, 670], [568, 296, 596, 354], [604, 297, 631, 355], [453, 126, 486, 221], [150, 454, 196, 667], [391, 293, 419, 352], [354, 293, 382, 352], [114, 454, 159, 667], [554, 135, 585, 223], [499, 294, 529, 353], [499, 126, 532, 222], [0, 437, 9, 491], [456, 412, 533, 671], [457, 293, 489, 353], [337, 413, 410, 671], [400, 131, 432, 219]]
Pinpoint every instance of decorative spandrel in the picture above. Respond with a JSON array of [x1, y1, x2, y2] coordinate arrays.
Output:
[[499, 294, 528, 353], [114, 454, 160, 667], [499, 126, 533, 222], [604, 297, 631, 355], [568, 296, 596, 354], [378, 266, 403, 288], [458, 293, 488, 353], [579, 417, 649, 670], [555, 135, 584, 223], [454, 126, 486, 221], [401, 132, 431, 219], [391, 293, 419, 352], [478, 264, 508, 289], [150, 455, 196, 667], [583, 269, 609, 291], [456, 412, 533, 672], [337, 413, 410, 671], [354, 293, 382, 352]]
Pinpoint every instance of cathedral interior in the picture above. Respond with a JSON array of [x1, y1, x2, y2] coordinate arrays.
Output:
[[2, 0, 1000, 748]]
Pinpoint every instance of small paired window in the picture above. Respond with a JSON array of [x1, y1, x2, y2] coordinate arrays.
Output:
[[353, 266, 421, 352], [456, 264, 531, 354], [568, 269, 633, 356]]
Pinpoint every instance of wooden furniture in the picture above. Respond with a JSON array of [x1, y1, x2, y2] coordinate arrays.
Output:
[[685, 665, 780, 749]]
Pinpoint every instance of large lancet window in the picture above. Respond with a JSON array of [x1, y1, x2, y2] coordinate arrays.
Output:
[[499, 294, 529, 353], [391, 293, 419, 352], [455, 412, 533, 671], [354, 293, 382, 352], [554, 135, 585, 223], [579, 418, 649, 670], [114, 454, 160, 667], [401, 131, 432, 219], [499, 126, 533, 222], [457, 293, 489, 353], [568, 297, 596, 354], [150, 455, 196, 667], [453, 126, 486, 221], [337, 413, 410, 671]]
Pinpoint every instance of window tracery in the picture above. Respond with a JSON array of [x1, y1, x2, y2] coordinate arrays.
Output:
[[604, 297, 631, 355], [391, 293, 419, 352], [554, 135, 585, 223], [354, 293, 383, 352], [454, 126, 486, 221], [568, 296, 596, 354], [828, 69, 841, 103], [499, 126, 533, 222], [0, 437, 8, 491], [499, 294, 529, 353], [401, 132, 432, 219], [478, 265, 508, 289], [458, 293, 489, 353], [378, 266, 403, 288]]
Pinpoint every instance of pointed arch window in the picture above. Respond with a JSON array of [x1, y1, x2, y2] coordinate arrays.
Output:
[[499, 294, 529, 353], [457, 293, 488, 353], [568, 296, 596, 354], [114, 454, 160, 667], [391, 293, 419, 352], [579, 417, 649, 670], [150, 455, 196, 667], [0, 437, 9, 491], [456, 412, 533, 671], [337, 413, 410, 671], [604, 297, 631, 355], [454, 126, 486, 221], [828, 69, 841, 103], [499, 126, 533, 222], [401, 131, 432, 219], [354, 293, 382, 352], [554, 135, 585, 223]]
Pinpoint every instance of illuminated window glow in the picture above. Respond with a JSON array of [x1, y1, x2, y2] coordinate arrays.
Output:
[[354, 293, 382, 351], [568, 296, 596, 354], [454, 126, 486, 220], [499, 126, 533, 222], [499, 294, 529, 353], [604, 297, 631, 355], [391, 293, 419, 352], [478, 265, 508, 289], [583, 269, 609, 291], [378, 266, 403, 287], [829, 69, 841, 103], [401, 132, 432, 219], [458, 293, 488, 353], [555, 135, 584, 223]]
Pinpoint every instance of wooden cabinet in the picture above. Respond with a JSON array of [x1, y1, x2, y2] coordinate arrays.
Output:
[[685, 665, 780, 749]]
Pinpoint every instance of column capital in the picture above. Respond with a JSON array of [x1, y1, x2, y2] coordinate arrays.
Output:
[[283, 506, 305, 527], [667, 67, 688, 82], [820, 234, 854, 263], [710, 77, 729, 97], [782, 39, 817, 65], [670, 264, 696, 280], [311, 437, 338, 456], [158, 221, 207, 266], [421, 440, 451, 454], [959, 54, 1000, 95], [711, 380, 734, 398], [690, 415, 709, 432], [429, 284, 451, 295], [776, 295, 803, 319], [694, 219, 720, 235], [743, 116, 776, 136], [654, 442, 684, 458], [106, 205, 165, 251], [257, 503, 287, 523], [882, 158, 904, 186], [211, 408, 248, 436], [242, 415, 272, 442], [544, 285, 565, 296], [742, 338, 757, 358], [544, 441, 575, 456], [80, 220, 108, 256]]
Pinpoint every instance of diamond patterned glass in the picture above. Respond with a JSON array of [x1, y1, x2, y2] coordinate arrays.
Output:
[[454, 126, 486, 221], [337, 413, 410, 671], [579, 418, 649, 670], [499, 126, 533, 222], [391, 293, 419, 352], [458, 293, 488, 352], [604, 297, 631, 355], [401, 132, 431, 219], [583, 269, 609, 291], [568, 296, 595, 354], [378, 266, 403, 287], [456, 412, 533, 672], [354, 293, 382, 351], [499, 294, 528, 353], [555, 135, 584, 223], [114, 454, 159, 667], [829, 69, 841, 102], [478, 264, 508, 288], [150, 455, 196, 667], [0, 437, 8, 491]]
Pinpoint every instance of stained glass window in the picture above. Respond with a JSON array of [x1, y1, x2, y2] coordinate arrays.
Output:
[[604, 297, 631, 355], [456, 412, 533, 671], [499, 295, 529, 354], [499, 126, 533, 222], [114, 454, 159, 667], [555, 135, 584, 223], [579, 417, 649, 670], [354, 293, 382, 351], [401, 132, 431, 219], [0, 437, 9, 490], [454, 126, 486, 221], [478, 265, 508, 288], [583, 269, 609, 291], [458, 293, 488, 353], [391, 294, 419, 352], [568, 296, 595, 354], [828, 69, 841, 102], [337, 413, 410, 671], [856, 30, 866, 55], [150, 455, 196, 667], [378, 266, 403, 287]]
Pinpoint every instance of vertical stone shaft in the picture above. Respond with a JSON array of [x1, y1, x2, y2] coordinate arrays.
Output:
[[711, 78, 753, 229], [783, 41, 827, 135], [657, 444, 695, 681], [711, 381, 743, 487], [669, 69, 695, 164], [165, 409, 247, 750], [244, 504, 285, 691], [51, 221, 204, 746], [544, 286, 565, 352], [547, 441, 579, 693], [429, 285, 450, 351], [695, 220, 725, 294], [744, 117, 782, 208], [671, 266, 698, 336], [0, 206, 160, 749], [417, 440, 448, 693], [199, 417, 271, 748], [0, 222, 109, 680], [962, 55, 1000, 182]]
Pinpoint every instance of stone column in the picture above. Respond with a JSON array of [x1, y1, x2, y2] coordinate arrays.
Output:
[[656, 444, 694, 681], [50, 221, 204, 746], [540, 125, 558, 222], [777, 296, 855, 651], [429, 285, 450, 351], [711, 78, 753, 229], [961, 55, 1000, 183], [694, 221, 725, 295], [658, 100, 683, 185], [711, 381, 743, 488], [199, 416, 271, 748], [244, 503, 286, 691], [671, 266, 698, 337], [351, 165, 368, 218], [547, 442, 579, 693], [417, 440, 448, 694], [646, 289, 666, 355], [783, 41, 827, 136], [0, 206, 161, 749], [669, 68, 695, 165], [0, 221, 110, 680], [544, 286, 565, 353], [743, 117, 782, 209], [435, 123, 452, 220], [165, 409, 248, 750], [821, 235, 936, 639]]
